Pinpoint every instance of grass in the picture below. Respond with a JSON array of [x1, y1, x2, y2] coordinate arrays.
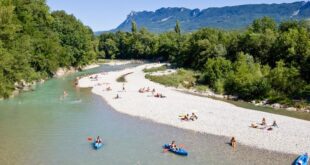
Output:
[[194, 85, 209, 92], [143, 65, 167, 73], [97, 59, 107, 64], [145, 69, 196, 88], [116, 72, 133, 82]]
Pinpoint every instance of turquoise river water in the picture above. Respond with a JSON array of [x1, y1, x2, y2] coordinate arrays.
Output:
[[0, 64, 297, 165]]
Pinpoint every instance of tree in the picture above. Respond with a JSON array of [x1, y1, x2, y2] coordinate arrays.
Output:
[[174, 20, 181, 35], [200, 57, 232, 93], [250, 17, 276, 33], [224, 53, 270, 100], [52, 10, 97, 67], [268, 60, 304, 98], [131, 20, 137, 33]]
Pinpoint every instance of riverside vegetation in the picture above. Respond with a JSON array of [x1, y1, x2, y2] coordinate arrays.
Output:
[[0, 0, 97, 98], [98, 18, 310, 108]]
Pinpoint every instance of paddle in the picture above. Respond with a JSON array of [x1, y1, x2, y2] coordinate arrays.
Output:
[[163, 148, 169, 153], [87, 137, 93, 142], [179, 144, 185, 148]]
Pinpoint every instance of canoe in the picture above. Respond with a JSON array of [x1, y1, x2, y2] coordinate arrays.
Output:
[[93, 142, 103, 150], [294, 153, 309, 165], [163, 144, 188, 156]]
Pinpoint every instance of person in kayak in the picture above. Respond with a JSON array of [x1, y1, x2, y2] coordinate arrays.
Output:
[[96, 136, 102, 144], [169, 140, 178, 150]]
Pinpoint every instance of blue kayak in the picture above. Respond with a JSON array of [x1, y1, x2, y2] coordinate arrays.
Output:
[[93, 142, 103, 150], [294, 153, 309, 165], [163, 144, 188, 156]]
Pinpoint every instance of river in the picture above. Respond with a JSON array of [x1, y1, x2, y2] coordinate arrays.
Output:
[[0, 64, 296, 165]]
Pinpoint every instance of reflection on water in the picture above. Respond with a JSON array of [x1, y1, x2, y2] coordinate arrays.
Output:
[[0, 64, 296, 165]]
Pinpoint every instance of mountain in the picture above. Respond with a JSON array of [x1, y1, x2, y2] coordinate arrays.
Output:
[[107, 1, 310, 33]]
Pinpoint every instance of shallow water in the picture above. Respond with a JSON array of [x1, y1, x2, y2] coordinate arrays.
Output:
[[0, 64, 297, 165]]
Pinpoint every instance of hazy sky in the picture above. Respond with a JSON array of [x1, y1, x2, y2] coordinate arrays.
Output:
[[47, 0, 300, 31]]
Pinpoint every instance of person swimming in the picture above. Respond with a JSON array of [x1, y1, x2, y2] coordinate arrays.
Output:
[[96, 136, 102, 144], [63, 90, 68, 97], [230, 137, 237, 150]]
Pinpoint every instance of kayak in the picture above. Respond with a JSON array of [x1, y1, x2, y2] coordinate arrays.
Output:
[[294, 153, 309, 165], [163, 144, 188, 156], [93, 141, 103, 150]]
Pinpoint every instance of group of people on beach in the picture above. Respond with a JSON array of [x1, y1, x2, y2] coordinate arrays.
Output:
[[250, 117, 278, 130], [138, 87, 166, 98], [180, 113, 198, 121], [139, 87, 155, 93]]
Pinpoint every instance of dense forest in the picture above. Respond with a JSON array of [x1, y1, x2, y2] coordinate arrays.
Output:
[[0, 0, 97, 98], [99, 18, 310, 105]]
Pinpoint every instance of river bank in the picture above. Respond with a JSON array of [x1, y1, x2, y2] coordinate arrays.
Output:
[[78, 63, 310, 155], [6, 64, 101, 99]]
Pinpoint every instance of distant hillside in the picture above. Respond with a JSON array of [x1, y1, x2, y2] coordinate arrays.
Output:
[[105, 1, 310, 33]]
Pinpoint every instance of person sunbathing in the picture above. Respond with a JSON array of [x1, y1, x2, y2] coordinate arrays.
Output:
[[272, 120, 278, 128], [181, 114, 190, 121], [261, 117, 266, 125], [160, 94, 166, 98], [251, 123, 258, 128], [190, 113, 198, 121]]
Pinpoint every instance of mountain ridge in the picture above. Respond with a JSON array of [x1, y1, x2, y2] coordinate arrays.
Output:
[[98, 1, 310, 34]]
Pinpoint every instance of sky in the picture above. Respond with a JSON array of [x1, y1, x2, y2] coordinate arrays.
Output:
[[47, 0, 300, 31]]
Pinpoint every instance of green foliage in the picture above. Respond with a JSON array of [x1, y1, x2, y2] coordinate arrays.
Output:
[[131, 20, 137, 33], [0, 0, 97, 98], [224, 53, 271, 100], [200, 57, 232, 88], [143, 65, 167, 73], [51, 10, 97, 67], [268, 61, 305, 98], [174, 20, 181, 34], [145, 69, 196, 88], [99, 17, 310, 104]]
